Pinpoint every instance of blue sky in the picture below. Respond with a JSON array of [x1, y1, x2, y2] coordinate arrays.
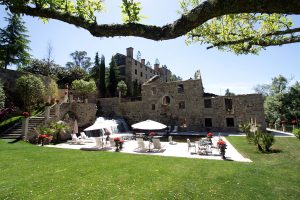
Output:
[[1, 0, 300, 95]]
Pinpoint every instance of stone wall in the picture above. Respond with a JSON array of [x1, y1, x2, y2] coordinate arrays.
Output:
[[59, 102, 97, 127]]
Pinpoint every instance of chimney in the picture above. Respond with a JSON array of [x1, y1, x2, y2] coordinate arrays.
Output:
[[126, 47, 133, 58], [141, 59, 145, 65]]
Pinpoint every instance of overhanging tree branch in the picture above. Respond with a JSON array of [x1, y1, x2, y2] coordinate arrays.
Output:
[[204, 27, 300, 49], [5, 0, 300, 40]]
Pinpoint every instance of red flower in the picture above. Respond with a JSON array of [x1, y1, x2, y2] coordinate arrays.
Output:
[[207, 132, 213, 137], [114, 137, 120, 141], [217, 140, 226, 145], [120, 139, 125, 143], [39, 134, 47, 139], [149, 132, 156, 136], [23, 112, 30, 118]]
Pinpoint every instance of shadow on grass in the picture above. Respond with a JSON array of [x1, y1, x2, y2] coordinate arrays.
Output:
[[8, 136, 23, 143], [263, 149, 283, 154]]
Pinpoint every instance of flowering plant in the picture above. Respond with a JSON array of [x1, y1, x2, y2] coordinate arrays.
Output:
[[217, 140, 227, 159], [38, 134, 52, 146], [207, 132, 213, 138], [23, 112, 30, 118], [114, 137, 123, 152]]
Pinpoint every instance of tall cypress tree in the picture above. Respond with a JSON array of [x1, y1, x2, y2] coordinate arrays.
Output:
[[107, 56, 119, 97], [99, 55, 106, 97], [90, 52, 101, 95], [0, 13, 31, 69]]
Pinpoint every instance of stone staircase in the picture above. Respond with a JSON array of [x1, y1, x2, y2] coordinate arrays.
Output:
[[0, 105, 57, 139]]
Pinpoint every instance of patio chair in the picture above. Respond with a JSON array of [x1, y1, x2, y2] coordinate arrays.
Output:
[[109, 137, 115, 147], [168, 136, 177, 145], [152, 138, 165, 152], [68, 134, 84, 145], [171, 126, 178, 133], [187, 138, 196, 153], [136, 138, 147, 152], [94, 137, 103, 149], [80, 132, 94, 143]]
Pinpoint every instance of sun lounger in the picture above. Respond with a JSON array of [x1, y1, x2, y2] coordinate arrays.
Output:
[[67, 134, 84, 145], [152, 138, 165, 152]]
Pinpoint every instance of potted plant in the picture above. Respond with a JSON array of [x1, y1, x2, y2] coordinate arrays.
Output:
[[217, 139, 227, 159], [207, 132, 213, 144], [114, 137, 124, 152]]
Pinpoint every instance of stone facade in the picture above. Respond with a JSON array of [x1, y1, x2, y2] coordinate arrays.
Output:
[[114, 47, 172, 94], [98, 75, 266, 132], [59, 103, 97, 127]]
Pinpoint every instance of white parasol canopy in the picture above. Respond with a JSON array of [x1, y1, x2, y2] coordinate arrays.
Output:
[[131, 120, 167, 130], [84, 117, 118, 132]]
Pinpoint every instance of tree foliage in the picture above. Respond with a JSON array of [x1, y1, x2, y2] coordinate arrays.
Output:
[[18, 58, 62, 79], [71, 79, 96, 98], [0, 80, 5, 109], [257, 75, 300, 125], [99, 55, 106, 98], [0, 12, 31, 69], [15, 74, 45, 110], [107, 56, 119, 97], [45, 79, 59, 102], [2, 0, 300, 54], [66, 51, 92, 72], [117, 80, 127, 97]]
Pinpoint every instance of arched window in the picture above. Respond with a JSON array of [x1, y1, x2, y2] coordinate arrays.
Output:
[[162, 96, 171, 105]]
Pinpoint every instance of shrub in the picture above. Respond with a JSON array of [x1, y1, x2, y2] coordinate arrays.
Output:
[[45, 79, 59, 103], [261, 132, 275, 152], [16, 74, 45, 110], [293, 128, 300, 139]]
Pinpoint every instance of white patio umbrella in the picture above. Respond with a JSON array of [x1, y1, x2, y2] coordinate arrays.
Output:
[[73, 120, 78, 134], [131, 120, 167, 130]]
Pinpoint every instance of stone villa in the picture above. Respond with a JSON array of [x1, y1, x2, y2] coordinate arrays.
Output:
[[114, 47, 172, 94], [99, 71, 266, 132]]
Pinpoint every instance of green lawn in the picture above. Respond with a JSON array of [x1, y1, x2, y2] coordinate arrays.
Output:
[[0, 137, 299, 200]]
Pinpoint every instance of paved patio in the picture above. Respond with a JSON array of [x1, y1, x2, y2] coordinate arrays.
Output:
[[46, 136, 252, 162]]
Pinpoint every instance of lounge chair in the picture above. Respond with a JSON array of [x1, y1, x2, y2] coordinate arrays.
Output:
[[80, 132, 94, 143], [187, 138, 196, 153], [136, 138, 147, 152], [109, 137, 115, 147], [171, 126, 178, 133], [68, 134, 84, 145], [94, 137, 103, 149], [152, 138, 165, 152], [168, 136, 177, 145]]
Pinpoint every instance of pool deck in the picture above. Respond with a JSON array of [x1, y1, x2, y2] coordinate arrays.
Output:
[[46, 136, 252, 163]]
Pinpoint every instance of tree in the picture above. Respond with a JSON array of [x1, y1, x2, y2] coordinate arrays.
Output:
[[99, 55, 106, 97], [2, 1, 300, 54], [107, 56, 119, 97], [45, 79, 59, 103], [90, 52, 100, 89], [18, 58, 62, 78], [225, 89, 235, 96], [15, 74, 45, 111], [0, 80, 5, 109], [0, 12, 30, 69], [66, 51, 92, 72], [117, 80, 127, 97], [71, 79, 96, 99], [260, 75, 290, 124], [170, 74, 182, 81]]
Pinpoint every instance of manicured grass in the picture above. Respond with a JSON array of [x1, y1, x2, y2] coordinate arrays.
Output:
[[0, 137, 299, 199]]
